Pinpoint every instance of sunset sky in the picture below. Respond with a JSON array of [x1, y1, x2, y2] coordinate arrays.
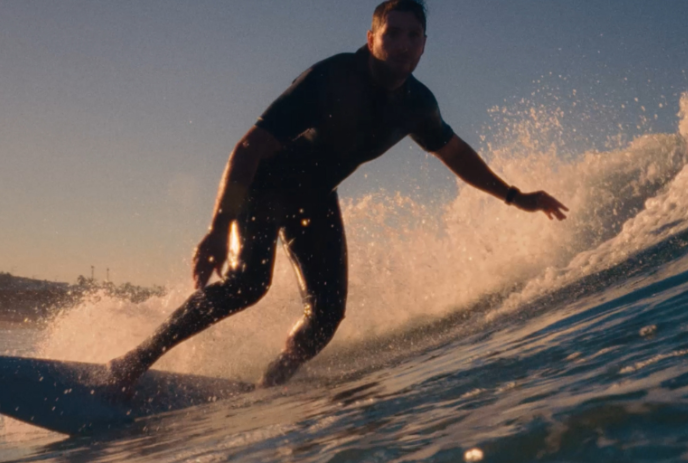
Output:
[[1, 1, 687, 286]]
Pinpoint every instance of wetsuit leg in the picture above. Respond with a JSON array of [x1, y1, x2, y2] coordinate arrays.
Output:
[[113, 213, 280, 380], [261, 191, 347, 386]]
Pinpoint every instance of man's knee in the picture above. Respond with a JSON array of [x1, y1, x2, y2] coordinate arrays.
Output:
[[315, 305, 345, 337], [305, 294, 346, 344], [234, 278, 272, 306], [311, 289, 346, 323], [202, 273, 271, 316]]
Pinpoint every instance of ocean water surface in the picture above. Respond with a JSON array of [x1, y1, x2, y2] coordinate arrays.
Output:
[[1, 94, 688, 462]]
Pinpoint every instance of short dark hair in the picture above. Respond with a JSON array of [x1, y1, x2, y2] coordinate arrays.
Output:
[[372, 0, 427, 34]]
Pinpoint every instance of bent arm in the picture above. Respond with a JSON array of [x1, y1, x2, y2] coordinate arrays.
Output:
[[433, 134, 568, 220], [193, 126, 281, 288], [433, 135, 510, 200], [209, 125, 281, 234]]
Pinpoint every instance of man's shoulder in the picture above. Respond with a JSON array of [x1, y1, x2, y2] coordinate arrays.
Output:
[[302, 50, 360, 79], [283, 50, 358, 93], [405, 75, 440, 109]]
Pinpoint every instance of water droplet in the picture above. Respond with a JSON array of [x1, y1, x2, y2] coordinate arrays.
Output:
[[465, 448, 484, 462], [640, 325, 657, 338]]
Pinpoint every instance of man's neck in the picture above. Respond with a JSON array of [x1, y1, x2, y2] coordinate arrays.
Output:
[[367, 55, 408, 91]]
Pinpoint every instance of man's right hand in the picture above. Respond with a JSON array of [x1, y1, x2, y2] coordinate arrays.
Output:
[[192, 126, 281, 289], [192, 231, 229, 289]]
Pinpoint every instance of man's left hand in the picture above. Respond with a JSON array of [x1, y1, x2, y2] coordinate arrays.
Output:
[[513, 191, 569, 220]]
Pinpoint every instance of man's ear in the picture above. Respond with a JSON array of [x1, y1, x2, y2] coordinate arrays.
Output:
[[366, 29, 375, 53]]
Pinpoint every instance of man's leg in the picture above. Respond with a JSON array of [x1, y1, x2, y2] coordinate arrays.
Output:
[[109, 216, 279, 389], [260, 192, 348, 387]]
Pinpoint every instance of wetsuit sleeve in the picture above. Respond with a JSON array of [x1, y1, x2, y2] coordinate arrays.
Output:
[[409, 90, 455, 152], [255, 66, 322, 144]]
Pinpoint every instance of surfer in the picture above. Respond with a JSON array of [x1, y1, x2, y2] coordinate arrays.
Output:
[[107, 0, 568, 392]]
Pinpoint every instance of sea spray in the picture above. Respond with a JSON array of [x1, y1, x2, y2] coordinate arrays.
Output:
[[680, 92, 688, 142], [33, 93, 688, 383], [496, 92, 688, 314]]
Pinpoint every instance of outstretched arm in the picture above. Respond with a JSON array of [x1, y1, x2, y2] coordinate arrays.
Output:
[[433, 135, 568, 220], [193, 126, 281, 289]]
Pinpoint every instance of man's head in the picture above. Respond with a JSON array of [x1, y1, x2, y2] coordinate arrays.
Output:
[[367, 0, 427, 87], [371, 0, 427, 35]]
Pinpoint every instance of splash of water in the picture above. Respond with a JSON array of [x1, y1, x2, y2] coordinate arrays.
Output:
[[33, 93, 688, 383], [496, 93, 688, 312]]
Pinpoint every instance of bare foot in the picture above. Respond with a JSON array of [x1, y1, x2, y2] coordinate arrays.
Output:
[[104, 354, 147, 402], [258, 352, 301, 388]]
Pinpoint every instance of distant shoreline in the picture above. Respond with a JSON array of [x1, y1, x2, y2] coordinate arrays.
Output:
[[0, 272, 165, 323]]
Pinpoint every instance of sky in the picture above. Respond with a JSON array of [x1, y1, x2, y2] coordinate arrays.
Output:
[[1, 0, 687, 286]]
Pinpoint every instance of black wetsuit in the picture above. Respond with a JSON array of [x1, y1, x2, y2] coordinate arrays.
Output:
[[253, 45, 454, 193], [134, 46, 454, 386]]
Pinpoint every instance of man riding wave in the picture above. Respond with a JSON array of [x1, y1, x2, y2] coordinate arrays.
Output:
[[108, 0, 568, 393]]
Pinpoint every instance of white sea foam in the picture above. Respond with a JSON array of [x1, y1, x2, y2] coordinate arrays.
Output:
[[497, 93, 688, 313], [34, 93, 688, 382], [680, 93, 688, 142]]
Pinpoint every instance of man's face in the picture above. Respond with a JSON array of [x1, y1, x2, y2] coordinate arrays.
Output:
[[367, 11, 426, 80]]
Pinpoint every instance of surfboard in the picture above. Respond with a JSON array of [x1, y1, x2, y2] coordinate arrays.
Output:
[[0, 355, 255, 435]]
